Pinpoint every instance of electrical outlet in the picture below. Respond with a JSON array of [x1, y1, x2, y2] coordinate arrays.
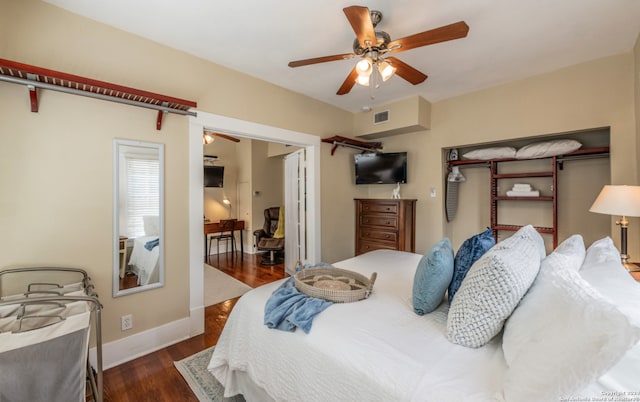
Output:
[[121, 314, 133, 331]]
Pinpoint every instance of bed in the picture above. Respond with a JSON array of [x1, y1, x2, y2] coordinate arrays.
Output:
[[208, 230, 640, 402], [127, 236, 160, 286]]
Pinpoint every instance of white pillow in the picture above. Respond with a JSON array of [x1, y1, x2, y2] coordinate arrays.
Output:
[[581, 236, 622, 267], [462, 147, 516, 160], [578, 237, 640, 394], [446, 225, 545, 348], [143, 215, 160, 236], [502, 265, 640, 402], [515, 139, 581, 159], [580, 237, 640, 326], [503, 234, 586, 364]]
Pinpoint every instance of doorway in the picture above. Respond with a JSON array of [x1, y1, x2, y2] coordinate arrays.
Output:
[[187, 111, 321, 335]]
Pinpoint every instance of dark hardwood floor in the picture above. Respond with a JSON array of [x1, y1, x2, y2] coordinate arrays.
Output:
[[102, 252, 285, 402]]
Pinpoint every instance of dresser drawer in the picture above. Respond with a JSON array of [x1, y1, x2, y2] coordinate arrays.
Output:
[[360, 215, 398, 229], [361, 201, 399, 214], [358, 240, 398, 255], [360, 229, 397, 243], [355, 198, 416, 256]]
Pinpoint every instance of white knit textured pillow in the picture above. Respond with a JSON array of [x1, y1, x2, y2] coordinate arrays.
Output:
[[446, 225, 545, 348]]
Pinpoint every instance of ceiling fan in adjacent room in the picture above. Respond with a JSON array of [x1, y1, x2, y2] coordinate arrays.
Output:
[[203, 131, 241, 144], [288, 5, 469, 95]]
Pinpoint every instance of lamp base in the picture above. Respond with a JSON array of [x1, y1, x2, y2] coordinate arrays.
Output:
[[623, 262, 640, 272]]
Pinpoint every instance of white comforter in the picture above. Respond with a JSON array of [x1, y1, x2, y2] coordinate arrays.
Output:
[[208, 250, 507, 402]]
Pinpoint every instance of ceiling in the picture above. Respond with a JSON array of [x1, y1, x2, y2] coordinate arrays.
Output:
[[43, 0, 640, 113]]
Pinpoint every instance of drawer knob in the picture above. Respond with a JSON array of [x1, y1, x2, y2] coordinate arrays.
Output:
[[386, 221, 390, 225]]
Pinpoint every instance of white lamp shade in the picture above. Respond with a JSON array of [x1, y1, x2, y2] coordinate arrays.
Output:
[[356, 74, 370, 86], [589, 185, 640, 217], [378, 61, 396, 81], [356, 59, 372, 75]]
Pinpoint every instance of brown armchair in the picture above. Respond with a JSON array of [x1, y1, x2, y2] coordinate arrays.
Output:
[[253, 207, 284, 265]]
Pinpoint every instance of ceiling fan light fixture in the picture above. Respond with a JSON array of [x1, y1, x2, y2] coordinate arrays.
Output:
[[203, 132, 215, 144], [356, 74, 370, 86], [356, 58, 372, 76], [378, 60, 396, 82]]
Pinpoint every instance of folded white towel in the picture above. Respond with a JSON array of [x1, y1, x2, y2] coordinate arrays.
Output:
[[509, 188, 535, 193], [506, 190, 540, 197], [512, 184, 532, 190]]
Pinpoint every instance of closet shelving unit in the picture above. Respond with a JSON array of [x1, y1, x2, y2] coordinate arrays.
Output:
[[448, 147, 609, 248]]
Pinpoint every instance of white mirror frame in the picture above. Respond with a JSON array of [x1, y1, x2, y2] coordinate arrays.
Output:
[[113, 139, 165, 297]]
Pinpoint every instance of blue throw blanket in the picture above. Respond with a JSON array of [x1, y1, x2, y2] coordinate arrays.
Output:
[[144, 238, 159, 251], [264, 264, 333, 334]]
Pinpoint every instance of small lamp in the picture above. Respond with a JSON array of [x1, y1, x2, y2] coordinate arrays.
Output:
[[223, 197, 232, 218], [589, 185, 640, 271]]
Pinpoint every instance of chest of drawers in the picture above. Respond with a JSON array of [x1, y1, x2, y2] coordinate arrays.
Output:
[[355, 198, 417, 255]]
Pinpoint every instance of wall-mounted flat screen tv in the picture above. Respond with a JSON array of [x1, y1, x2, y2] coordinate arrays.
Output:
[[204, 166, 224, 188], [355, 152, 407, 185]]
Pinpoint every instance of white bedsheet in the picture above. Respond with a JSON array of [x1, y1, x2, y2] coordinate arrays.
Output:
[[128, 236, 160, 286], [208, 250, 507, 402]]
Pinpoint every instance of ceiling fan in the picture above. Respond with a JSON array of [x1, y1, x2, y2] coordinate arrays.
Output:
[[288, 6, 469, 95], [203, 131, 241, 144]]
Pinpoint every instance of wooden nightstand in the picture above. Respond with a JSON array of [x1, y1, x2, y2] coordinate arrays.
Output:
[[628, 263, 640, 282]]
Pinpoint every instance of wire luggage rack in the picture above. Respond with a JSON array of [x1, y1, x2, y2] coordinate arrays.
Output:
[[0, 267, 103, 402]]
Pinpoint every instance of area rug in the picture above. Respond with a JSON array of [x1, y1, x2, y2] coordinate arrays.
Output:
[[174, 346, 245, 402], [204, 264, 252, 306]]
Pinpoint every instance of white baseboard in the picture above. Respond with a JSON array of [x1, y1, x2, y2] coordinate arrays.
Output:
[[190, 304, 205, 336], [89, 315, 194, 370]]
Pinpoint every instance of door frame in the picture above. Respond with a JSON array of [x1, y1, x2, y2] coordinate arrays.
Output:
[[187, 111, 321, 335]]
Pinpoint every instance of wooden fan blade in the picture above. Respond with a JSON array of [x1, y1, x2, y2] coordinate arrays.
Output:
[[388, 21, 469, 53], [386, 57, 428, 85], [204, 131, 241, 143], [288, 53, 356, 68], [337, 67, 359, 95], [343, 6, 376, 48]]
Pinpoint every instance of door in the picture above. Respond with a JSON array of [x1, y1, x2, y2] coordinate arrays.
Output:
[[284, 149, 306, 275]]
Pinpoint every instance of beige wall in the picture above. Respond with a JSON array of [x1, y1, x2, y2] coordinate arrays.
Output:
[[0, 0, 352, 344], [203, 140, 239, 223], [370, 52, 637, 257], [250, 141, 285, 237]]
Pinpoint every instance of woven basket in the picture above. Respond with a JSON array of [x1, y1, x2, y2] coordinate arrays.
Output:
[[293, 263, 377, 303]]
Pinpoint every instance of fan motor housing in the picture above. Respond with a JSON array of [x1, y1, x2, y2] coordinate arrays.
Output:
[[353, 31, 391, 55]]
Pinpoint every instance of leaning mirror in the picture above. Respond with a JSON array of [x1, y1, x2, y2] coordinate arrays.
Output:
[[113, 139, 164, 297]]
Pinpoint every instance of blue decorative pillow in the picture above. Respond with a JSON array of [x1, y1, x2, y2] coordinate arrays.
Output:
[[412, 238, 454, 315], [447, 227, 495, 304]]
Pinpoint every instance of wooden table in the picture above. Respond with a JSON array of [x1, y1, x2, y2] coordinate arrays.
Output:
[[204, 220, 245, 258]]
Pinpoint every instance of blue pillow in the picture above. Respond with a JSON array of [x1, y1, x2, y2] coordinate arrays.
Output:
[[412, 238, 454, 315], [447, 227, 495, 304]]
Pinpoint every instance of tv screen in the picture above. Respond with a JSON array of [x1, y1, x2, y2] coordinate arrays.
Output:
[[204, 166, 224, 188], [355, 152, 407, 185]]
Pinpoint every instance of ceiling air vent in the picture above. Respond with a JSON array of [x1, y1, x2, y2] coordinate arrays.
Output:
[[373, 110, 390, 125]]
